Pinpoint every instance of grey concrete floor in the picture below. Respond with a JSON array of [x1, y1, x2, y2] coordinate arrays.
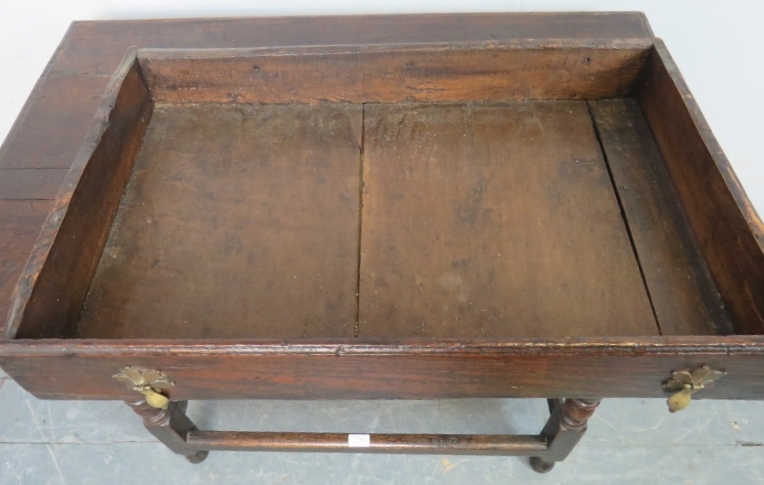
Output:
[[1, 367, 762, 484]]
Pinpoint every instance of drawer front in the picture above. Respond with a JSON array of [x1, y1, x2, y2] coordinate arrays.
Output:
[[2, 339, 764, 401]]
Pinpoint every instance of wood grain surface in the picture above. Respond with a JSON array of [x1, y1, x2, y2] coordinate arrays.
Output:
[[638, 42, 764, 335], [0, 75, 111, 169], [77, 103, 362, 339], [139, 43, 650, 104], [3, 337, 764, 400], [9, 58, 153, 339], [0, 201, 53, 319], [50, 13, 654, 76], [359, 101, 657, 338], [589, 99, 732, 336], [0, 169, 68, 199]]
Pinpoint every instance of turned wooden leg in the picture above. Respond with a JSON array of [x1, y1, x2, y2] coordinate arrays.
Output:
[[126, 400, 209, 464], [530, 398, 601, 473]]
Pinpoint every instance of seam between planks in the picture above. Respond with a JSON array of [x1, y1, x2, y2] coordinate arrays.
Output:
[[586, 100, 663, 336], [354, 103, 366, 338]]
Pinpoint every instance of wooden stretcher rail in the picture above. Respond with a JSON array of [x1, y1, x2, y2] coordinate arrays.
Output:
[[127, 397, 598, 471], [185, 431, 548, 455]]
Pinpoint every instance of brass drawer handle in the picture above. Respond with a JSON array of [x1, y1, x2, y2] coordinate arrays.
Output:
[[662, 365, 725, 413], [114, 367, 175, 409]]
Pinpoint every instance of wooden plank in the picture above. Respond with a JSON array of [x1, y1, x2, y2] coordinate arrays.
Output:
[[8, 58, 153, 339], [0, 74, 111, 169], [2, 337, 764, 400], [0, 169, 68, 199], [76, 103, 363, 339], [139, 43, 651, 104], [637, 41, 764, 335], [359, 101, 657, 338], [589, 99, 732, 336], [50, 13, 654, 76], [0, 200, 52, 333]]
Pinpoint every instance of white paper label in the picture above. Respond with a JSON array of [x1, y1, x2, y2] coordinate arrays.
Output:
[[348, 434, 371, 447]]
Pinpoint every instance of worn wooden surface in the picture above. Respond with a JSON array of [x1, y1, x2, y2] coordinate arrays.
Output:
[[139, 43, 651, 104], [8, 58, 153, 339], [3, 337, 764, 400], [0, 12, 655, 332], [2, 14, 764, 405], [0, 169, 68, 200], [0, 201, 53, 317], [52, 13, 654, 76], [360, 101, 656, 338], [637, 41, 764, 335], [0, 74, 111, 169], [589, 99, 732, 336], [77, 103, 362, 339]]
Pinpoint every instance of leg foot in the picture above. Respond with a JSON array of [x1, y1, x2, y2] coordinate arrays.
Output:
[[185, 450, 209, 464], [530, 456, 555, 473]]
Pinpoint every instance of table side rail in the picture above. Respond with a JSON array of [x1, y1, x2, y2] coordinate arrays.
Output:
[[2, 337, 764, 400]]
